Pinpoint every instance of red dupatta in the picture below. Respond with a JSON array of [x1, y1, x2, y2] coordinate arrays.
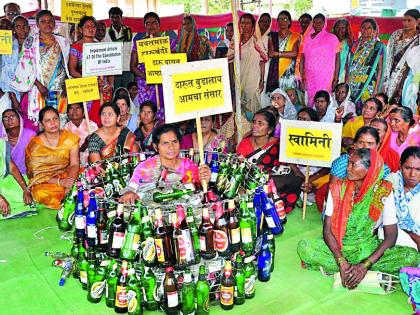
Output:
[[330, 149, 386, 248], [378, 125, 400, 173]]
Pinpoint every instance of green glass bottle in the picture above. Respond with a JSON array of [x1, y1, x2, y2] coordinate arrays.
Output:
[[88, 259, 108, 303], [186, 206, 201, 264], [86, 247, 97, 292], [105, 260, 119, 308], [243, 256, 256, 299], [140, 206, 156, 267], [120, 202, 141, 261], [142, 266, 159, 311], [234, 254, 245, 305], [239, 198, 254, 255], [56, 181, 78, 231], [215, 154, 231, 194], [225, 162, 246, 198], [127, 264, 143, 315], [70, 236, 81, 279], [153, 188, 193, 203], [196, 265, 210, 315], [77, 244, 88, 290], [180, 268, 195, 315]]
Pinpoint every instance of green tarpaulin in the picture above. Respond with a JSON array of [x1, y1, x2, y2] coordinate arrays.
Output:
[[0, 205, 413, 314]]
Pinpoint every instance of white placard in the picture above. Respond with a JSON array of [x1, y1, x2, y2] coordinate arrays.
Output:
[[82, 42, 123, 77], [279, 120, 343, 168], [161, 58, 232, 123]]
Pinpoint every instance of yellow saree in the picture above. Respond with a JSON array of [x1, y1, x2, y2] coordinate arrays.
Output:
[[25, 130, 79, 209]]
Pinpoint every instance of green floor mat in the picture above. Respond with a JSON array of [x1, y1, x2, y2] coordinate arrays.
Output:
[[0, 204, 413, 315]]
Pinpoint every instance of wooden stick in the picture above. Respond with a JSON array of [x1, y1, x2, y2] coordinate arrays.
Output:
[[155, 84, 160, 114], [82, 102, 92, 134], [195, 117, 208, 193], [302, 165, 310, 220], [74, 24, 78, 43]]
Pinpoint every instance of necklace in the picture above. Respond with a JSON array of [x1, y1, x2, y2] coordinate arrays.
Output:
[[44, 131, 61, 147]]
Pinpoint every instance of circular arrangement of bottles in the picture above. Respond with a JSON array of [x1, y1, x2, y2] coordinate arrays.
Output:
[[53, 151, 287, 314]]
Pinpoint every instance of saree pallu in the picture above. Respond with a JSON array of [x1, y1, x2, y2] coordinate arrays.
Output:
[[25, 130, 79, 209], [378, 126, 399, 173], [101, 127, 136, 159], [338, 40, 351, 83], [385, 30, 419, 104], [0, 38, 21, 100], [348, 39, 385, 114], [11, 34, 70, 122], [266, 32, 300, 93], [237, 137, 280, 173]]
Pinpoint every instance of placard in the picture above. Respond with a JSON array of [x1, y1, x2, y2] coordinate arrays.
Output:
[[61, 0, 93, 24], [279, 120, 342, 168], [162, 58, 232, 123], [65, 77, 99, 104], [136, 36, 171, 63], [143, 53, 187, 84], [82, 42, 123, 77], [0, 30, 12, 55]]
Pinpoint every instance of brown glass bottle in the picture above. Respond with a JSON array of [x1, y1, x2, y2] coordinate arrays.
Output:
[[175, 205, 195, 269], [107, 204, 126, 258], [227, 200, 241, 253], [154, 208, 175, 268], [115, 260, 128, 313], [163, 266, 179, 315], [220, 260, 235, 310], [96, 200, 108, 253], [198, 207, 216, 260], [213, 201, 231, 258]]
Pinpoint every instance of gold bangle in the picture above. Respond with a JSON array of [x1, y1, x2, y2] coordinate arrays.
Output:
[[57, 177, 60, 186], [337, 256, 347, 266], [362, 258, 373, 270]]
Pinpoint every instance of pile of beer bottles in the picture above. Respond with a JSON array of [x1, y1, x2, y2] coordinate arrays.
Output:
[[52, 152, 286, 314]]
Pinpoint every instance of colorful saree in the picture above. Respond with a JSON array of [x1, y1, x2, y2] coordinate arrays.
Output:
[[390, 124, 420, 156], [385, 29, 419, 105], [25, 129, 79, 210], [377, 125, 399, 173], [302, 21, 340, 107], [88, 127, 136, 160], [0, 37, 21, 101], [11, 34, 69, 122], [297, 150, 420, 275], [236, 137, 280, 173], [266, 31, 300, 93], [176, 16, 213, 61], [348, 39, 386, 114]]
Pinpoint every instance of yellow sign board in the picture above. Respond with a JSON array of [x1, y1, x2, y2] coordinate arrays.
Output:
[[136, 36, 171, 63], [143, 53, 187, 84], [0, 30, 13, 55], [172, 69, 224, 115], [61, 0, 93, 24], [279, 120, 342, 168], [65, 76, 99, 104]]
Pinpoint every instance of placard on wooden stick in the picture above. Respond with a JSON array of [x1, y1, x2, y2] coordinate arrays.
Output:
[[162, 58, 233, 192], [61, 0, 93, 24], [143, 53, 187, 84], [65, 77, 99, 104], [136, 36, 171, 63], [279, 120, 342, 219], [82, 42, 123, 77]]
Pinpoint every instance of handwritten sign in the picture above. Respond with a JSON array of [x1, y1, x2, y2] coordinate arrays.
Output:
[[162, 59, 232, 123], [143, 53, 187, 84], [279, 120, 342, 168], [61, 0, 93, 24], [136, 36, 170, 63], [82, 42, 123, 77], [65, 77, 99, 104], [0, 30, 12, 55]]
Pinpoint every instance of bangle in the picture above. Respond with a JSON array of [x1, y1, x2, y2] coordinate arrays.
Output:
[[57, 177, 60, 186], [362, 258, 373, 270], [337, 256, 347, 266]]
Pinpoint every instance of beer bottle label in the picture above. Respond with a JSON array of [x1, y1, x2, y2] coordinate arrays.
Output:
[[127, 290, 138, 313], [210, 172, 218, 183], [79, 270, 88, 284], [166, 291, 179, 308], [154, 238, 166, 263], [265, 216, 276, 229], [112, 232, 125, 249], [220, 285, 234, 305], [178, 231, 194, 261], [90, 280, 106, 299], [199, 235, 206, 252], [177, 234, 187, 260], [241, 227, 252, 243], [131, 234, 141, 251], [187, 216, 194, 224], [141, 237, 156, 262], [87, 224, 97, 239], [244, 275, 256, 295], [99, 229, 108, 245], [57, 206, 64, 221], [75, 216, 85, 229], [115, 285, 128, 308], [214, 230, 229, 252], [230, 227, 240, 244]]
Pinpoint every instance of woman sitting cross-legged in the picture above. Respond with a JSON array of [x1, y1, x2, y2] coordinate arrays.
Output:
[[297, 148, 419, 289]]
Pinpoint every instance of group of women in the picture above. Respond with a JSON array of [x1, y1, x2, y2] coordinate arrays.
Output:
[[0, 6, 419, 301]]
